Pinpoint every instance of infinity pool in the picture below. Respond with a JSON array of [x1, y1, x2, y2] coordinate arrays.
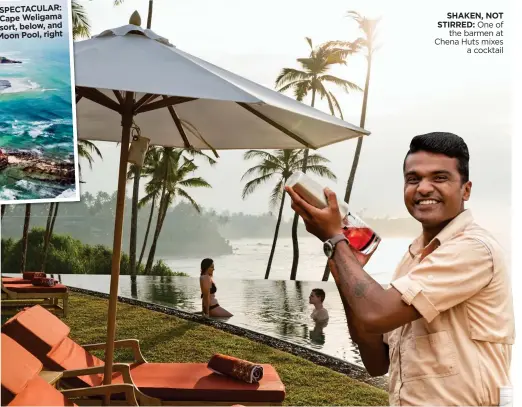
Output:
[[25, 274, 365, 366]]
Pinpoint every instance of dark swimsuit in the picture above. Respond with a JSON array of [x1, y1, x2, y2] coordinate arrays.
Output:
[[202, 282, 219, 310]]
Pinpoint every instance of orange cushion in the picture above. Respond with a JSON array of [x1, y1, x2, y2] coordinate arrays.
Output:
[[2, 278, 32, 284], [4, 283, 67, 293], [2, 305, 71, 365], [47, 337, 105, 387], [8, 376, 76, 406], [111, 363, 285, 402], [1, 334, 43, 397]]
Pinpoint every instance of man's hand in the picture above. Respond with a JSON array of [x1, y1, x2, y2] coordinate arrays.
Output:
[[285, 185, 343, 241]]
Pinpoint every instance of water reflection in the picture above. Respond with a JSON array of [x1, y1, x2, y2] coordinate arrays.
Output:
[[45, 274, 362, 365], [310, 319, 328, 346], [130, 275, 137, 298]]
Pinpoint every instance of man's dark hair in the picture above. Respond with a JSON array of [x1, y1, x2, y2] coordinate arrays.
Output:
[[312, 288, 326, 303], [403, 132, 470, 183]]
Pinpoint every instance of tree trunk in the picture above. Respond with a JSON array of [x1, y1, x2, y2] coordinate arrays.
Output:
[[265, 187, 287, 279], [290, 88, 316, 280], [20, 204, 31, 273], [41, 203, 54, 272], [50, 203, 59, 237], [144, 193, 168, 274], [1, 205, 6, 220], [146, 0, 153, 29], [322, 55, 373, 281], [138, 195, 156, 269], [129, 168, 140, 277], [144, 165, 168, 274]]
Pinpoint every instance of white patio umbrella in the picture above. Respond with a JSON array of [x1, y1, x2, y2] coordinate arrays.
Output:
[[74, 12, 370, 385]]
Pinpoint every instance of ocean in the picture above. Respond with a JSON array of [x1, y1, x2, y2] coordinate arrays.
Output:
[[0, 46, 76, 200], [160, 235, 411, 283]]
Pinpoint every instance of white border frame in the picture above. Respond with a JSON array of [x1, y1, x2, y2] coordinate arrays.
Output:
[[0, 0, 80, 205]]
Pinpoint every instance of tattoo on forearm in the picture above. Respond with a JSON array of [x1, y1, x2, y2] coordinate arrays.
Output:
[[339, 256, 377, 299], [354, 281, 370, 298]]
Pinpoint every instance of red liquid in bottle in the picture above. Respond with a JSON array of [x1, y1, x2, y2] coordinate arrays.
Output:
[[342, 226, 377, 253]]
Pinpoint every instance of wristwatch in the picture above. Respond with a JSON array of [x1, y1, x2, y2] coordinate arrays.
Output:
[[323, 233, 349, 258]]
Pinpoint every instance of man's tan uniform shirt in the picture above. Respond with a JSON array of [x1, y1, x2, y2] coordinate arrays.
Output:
[[384, 210, 515, 406]]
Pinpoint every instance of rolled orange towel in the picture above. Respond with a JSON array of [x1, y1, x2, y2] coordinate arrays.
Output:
[[207, 354, 264, 383], [23, 271, 46, 281]]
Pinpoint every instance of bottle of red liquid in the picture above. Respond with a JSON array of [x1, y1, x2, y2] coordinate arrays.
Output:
[[285, 171, 381, 256]]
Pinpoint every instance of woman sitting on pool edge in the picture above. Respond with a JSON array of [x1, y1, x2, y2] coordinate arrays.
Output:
[[199, 258, 233, 318]]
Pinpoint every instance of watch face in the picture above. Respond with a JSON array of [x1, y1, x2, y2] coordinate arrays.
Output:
[[323, 241, 333, 258]]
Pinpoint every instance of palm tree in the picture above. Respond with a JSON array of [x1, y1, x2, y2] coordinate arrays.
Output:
[[241, 149, 336, 279], [71, 0, 90, 40], [38, 140, 103, 271], [322, 12, 380, 281], [143, 148, 214, 274], [78, 140, 103, 179], [127, 146, 161, 275], [275, 37, 361, 280]]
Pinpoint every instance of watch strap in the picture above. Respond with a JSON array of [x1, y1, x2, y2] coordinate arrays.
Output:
[[326, 233, 348, 258]]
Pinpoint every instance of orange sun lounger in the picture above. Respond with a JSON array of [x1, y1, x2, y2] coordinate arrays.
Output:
[[1, 281, 69, 317], [2, 305, 286, 406], [1, 333, 138, 406]]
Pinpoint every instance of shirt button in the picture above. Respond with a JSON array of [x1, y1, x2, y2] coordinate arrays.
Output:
[[428, 274, 434, 280]]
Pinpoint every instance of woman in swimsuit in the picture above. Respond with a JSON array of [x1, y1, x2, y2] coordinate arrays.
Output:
[[199, 258, 233, 318]]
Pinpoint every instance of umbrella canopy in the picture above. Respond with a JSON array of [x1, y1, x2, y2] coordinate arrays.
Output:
[[75, 24, 369, 150], [74, 13, 369, 388]]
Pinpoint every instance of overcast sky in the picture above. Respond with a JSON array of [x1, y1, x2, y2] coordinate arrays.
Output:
[[76, 0, 512, 248]]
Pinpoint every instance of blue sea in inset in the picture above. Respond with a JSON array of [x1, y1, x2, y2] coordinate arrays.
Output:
[[0, 45, 76, 201]]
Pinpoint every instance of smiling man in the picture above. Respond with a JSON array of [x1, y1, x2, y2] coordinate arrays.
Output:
[[285, 132, 515, 406]]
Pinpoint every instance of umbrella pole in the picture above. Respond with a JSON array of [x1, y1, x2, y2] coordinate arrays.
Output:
[[103, 92, 135, 390]]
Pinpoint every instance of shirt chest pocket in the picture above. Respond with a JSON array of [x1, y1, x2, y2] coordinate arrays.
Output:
[[401, 330, 459, 382]]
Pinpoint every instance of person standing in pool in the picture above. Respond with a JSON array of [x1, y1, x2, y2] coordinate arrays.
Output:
[[309, 288, 329, 323], [200, 258, 233, 318]]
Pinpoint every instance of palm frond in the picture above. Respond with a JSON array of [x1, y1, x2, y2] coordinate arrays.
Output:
[[275, 68, 310, 88], [318, 75, 362, 92], [241, 165, 279, 182], [315, 81, 336, 116], [243, 150, 278, 162], [178, 177, 212, 188], [269, 178, 285, 210], [305, 37, 313, 50], [306, 165, 337, 180], [77, 139, 102, 170], [277, 80, 307, 94], [139, 192, 157, 208], [183, 148, 217, 166], [177, 188, 201, 213], [346, 10, 364, 23], [295, 153, 330, 168], [329, 91, 344, 119], [294, 81, 310, 102], [241, 173, 277, 200], [71, 0, 90, 40]]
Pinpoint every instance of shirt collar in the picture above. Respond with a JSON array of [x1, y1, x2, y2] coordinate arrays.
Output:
[[408, 209, 474, 258]]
